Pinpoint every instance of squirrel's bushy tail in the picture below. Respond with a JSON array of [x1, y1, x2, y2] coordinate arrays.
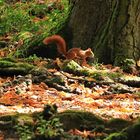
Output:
[[43, 35, 67, 55]]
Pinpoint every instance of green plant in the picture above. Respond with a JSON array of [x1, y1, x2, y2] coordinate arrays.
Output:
[[15, 104, 64, 139], [36, 116, 64, 138], [0, 3, 32, 35], [15, 123, 34, 140], [24, 54, 40, 63], [0, 0, 71, 57], [0, 0, 4, 5]]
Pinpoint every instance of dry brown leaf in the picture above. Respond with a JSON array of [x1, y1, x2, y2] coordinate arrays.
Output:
[[0, 92, 22, 105]]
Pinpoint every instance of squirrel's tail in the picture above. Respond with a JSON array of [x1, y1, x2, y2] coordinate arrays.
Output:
[[43, 35, 67, 56]]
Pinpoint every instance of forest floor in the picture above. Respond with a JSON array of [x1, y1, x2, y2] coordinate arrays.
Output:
[[0, 0, 140, 139], [0, 58, 140, 140], [0, 59, 140, 120]]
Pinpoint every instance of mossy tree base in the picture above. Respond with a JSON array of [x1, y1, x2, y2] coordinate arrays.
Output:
[[66, 0, 140, 65]]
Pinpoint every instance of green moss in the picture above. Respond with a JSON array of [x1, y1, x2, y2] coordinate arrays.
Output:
[[24, 54, 40, 63], [107, 72, 122, 80], [0, 114, 15, 122], [0, 113, 19, 130], [0, 58, 34, 75], [0, 57, 17, 62], [79, 67, 97, 76], [0, 0, 71, 58], [62, 60, 83, 73], [16, 114, 34, 126], [104, 132, 128, 140], [107, 118, 131, 131], [121, 59, 136, 73], [45, 75, 65, 86], [105, 118, 140, 140], [0, 60, 16, 67], [17, 62, 34, 70], [17, 31, 33, 41], [53, 110, 104, 131], [62, 60, 123, 82], [123, 121, 140, 140]]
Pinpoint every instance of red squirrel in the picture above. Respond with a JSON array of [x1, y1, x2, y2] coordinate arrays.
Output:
[[43, 35, 94, 65]]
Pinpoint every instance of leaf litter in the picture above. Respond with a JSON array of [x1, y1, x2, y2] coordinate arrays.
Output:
[[0, 64, 140, 121]]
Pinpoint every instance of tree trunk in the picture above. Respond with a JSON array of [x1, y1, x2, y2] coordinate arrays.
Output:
[[65, 0, 140, 64]]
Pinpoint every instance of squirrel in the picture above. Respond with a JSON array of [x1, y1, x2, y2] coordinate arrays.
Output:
[[43, 35, 94, 65]]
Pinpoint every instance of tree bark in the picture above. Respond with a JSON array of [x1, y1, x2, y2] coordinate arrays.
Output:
[[65, 0, 140, 64]]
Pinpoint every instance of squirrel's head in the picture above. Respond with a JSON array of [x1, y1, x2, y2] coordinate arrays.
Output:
[[86, 48, 94, 57]]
